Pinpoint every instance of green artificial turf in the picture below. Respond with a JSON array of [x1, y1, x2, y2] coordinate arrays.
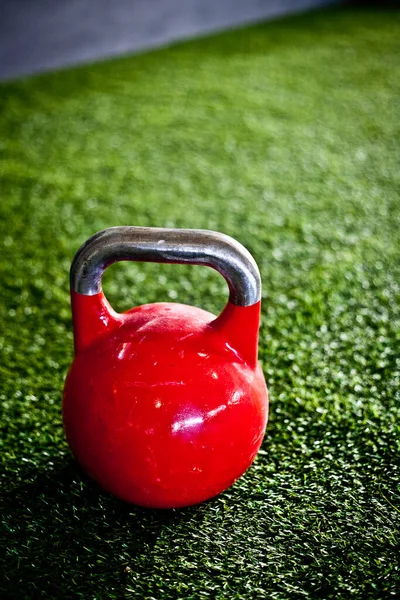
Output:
[[1, 5, 400, 599]]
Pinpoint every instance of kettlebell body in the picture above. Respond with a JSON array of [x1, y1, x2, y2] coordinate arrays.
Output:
[[63, 227, 268, 508]]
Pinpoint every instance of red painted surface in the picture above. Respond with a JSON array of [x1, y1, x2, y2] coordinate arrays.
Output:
[[63, 291, 268, 508]]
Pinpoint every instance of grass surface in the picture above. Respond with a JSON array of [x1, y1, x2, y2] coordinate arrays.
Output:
[[1, 6, 400, 599]]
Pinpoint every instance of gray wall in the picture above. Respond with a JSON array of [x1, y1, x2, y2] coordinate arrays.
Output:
[[0, 0, 336, 81]]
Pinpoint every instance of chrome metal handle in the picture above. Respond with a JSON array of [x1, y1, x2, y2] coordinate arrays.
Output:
[[70, 226, 261, 307]]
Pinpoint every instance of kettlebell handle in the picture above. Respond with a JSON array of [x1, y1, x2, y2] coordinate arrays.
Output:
[[71, 226, 261, 307]]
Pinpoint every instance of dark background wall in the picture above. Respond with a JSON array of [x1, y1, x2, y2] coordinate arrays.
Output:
[[0, 0, 336, 81]]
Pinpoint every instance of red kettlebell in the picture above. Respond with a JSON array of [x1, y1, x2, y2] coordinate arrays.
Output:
[[63, 227, 268, 508]]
